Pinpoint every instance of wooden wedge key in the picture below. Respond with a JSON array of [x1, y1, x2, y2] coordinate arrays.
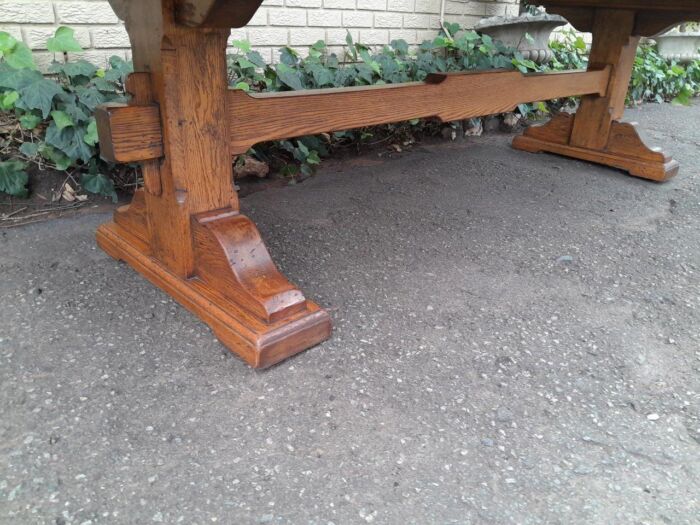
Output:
[[95, 0, 700, 368]]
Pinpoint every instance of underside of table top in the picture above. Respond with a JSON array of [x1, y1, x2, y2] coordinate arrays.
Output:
[[108, 0, 700, 33]]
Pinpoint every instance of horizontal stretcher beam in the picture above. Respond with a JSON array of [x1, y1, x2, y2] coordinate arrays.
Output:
[[96, 67, 611, 162], [229, 67, 610, 155]]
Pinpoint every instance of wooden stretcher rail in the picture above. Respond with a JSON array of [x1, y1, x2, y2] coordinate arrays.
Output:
[[96, 67, 610, 162], [228, 67, 610, 155]]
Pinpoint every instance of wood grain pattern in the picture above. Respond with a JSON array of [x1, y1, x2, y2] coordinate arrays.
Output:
[[513, 4, 680, 181], [98, 68, 610, 160], [97, 220, 331, 368], [124, 73, 163, 197], [192, 209, 308, 323], [227, 68, 609, 155], [513, 113, 679, 181], [570, 9, 638, 149], [95, 104, 163, 163], [113, 189, 149, 243]]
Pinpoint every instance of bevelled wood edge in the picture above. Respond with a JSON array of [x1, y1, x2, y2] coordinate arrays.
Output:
[[512, 113, 679, 182], [191, 208, 308, 323], [95, 104, 163, 163], [96, 220, 332, 368]]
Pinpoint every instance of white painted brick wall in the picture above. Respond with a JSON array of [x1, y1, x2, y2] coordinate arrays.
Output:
[[0, 0, 520, 69]]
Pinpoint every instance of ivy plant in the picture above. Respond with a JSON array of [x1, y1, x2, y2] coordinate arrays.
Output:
[[0, 26, 131, 200]]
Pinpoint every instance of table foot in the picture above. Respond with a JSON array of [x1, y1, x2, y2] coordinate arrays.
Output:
[[96, 198, 331, 368], [512, 113, 679, 182]]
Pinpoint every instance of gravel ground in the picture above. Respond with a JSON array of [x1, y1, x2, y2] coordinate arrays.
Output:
[[1, 102, 699, 525]]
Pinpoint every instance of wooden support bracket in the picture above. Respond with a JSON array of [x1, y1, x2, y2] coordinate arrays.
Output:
[[97, 210, 331, 368], [513, 113, 679, 181]]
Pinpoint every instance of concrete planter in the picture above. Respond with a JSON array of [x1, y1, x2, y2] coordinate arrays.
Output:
[[474, 14, 568, 64], [654, 31, 700, 64]]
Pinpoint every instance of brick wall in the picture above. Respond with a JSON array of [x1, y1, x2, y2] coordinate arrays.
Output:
[[0, 0, 520, 69]]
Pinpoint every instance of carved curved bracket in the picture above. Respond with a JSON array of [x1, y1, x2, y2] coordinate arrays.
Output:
[[192, 209, 308, 323], [513, 113, 679, 181]]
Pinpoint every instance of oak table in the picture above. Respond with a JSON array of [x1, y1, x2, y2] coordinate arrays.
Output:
[[95, 0, 700, 368]]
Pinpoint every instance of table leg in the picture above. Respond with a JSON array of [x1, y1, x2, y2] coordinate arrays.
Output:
[[96, 0, 331, 368], [513, 8, 679, 182]]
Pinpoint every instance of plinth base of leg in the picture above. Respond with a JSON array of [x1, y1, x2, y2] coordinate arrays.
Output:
[[96, 221, 332, 368], [513, 113, 679, 182]]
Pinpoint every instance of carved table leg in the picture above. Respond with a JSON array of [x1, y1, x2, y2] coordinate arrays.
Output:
[[513, 8, 679, 182], [95, 0, 331, 368]]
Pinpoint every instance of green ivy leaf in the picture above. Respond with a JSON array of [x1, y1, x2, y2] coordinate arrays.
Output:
[[1, 69, 63, 118], [39, 144, 72, 171], [75, 85, 106, 111], [236, 57, 256, 69], [231, 39, 251, 53], [0, 90, 18, 109], [21, 77, 63, 118], [234, 81, 250, 91], [81, 172, 117, 202], [671, 89, 691, 106], [19, 141, 39, 157], [275, 63, 304, 91], [5, 42, 36, 70], [246, 50, 267, 69], [309, 64, 333, 87], [0, 160, 29, 198], [305, 150, 321, 165], [84, 118, 98, 145], [45, 122, 94, 163], [62, 59, 97, 79], [46, 26, 83, 53], [92, 77, 117, 92], [390, 39, 409, 55], [0, 31, 17, 54], [19, 113, 42, 130], [103, 55, 133, 82], [51, 110, 74, 130]]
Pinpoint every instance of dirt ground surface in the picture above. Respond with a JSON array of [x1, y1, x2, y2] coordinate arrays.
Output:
[[1, 102, 699, 524]]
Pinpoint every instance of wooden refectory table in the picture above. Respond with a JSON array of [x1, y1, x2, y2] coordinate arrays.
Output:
[[95, 0, 700, 368]]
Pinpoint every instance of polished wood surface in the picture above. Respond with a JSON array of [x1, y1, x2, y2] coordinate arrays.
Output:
[[228, 69, 609, 155], [513, 113, 679, 181], [98, 68, 610, 159], [97, 0, 331, 368], [95, 104, 162, 162], [95, 0, 697, 367], [513, 3, 689, 180]]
